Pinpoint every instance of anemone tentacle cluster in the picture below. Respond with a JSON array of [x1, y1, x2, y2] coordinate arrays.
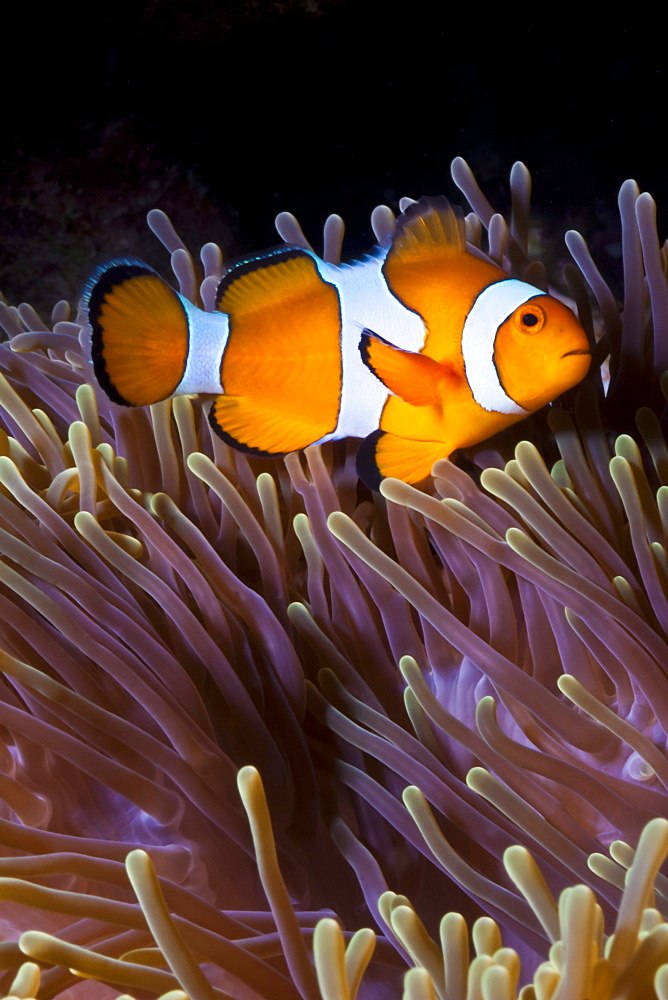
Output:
[[0, 159, 665, 998]]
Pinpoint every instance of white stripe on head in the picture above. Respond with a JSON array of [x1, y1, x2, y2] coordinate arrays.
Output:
[[461, 278, 544, 414]]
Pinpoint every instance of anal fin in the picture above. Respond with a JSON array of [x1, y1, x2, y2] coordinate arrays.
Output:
[[356, 430, 448, 489]]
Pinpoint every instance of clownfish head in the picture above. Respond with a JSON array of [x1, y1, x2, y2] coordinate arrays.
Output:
[[493, 294, 591, 412]]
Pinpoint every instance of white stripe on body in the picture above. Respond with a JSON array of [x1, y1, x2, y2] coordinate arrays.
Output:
[[461, 278, 544, 415], [315, 254, 426, 441], [175, 296, 229, 396]]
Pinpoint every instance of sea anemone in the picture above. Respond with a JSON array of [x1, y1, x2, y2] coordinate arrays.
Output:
[[0, 158, 665, 998]]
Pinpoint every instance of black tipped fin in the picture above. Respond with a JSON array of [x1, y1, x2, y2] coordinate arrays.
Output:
[[208, 393, 328, 456], [359, 329, 446, 406], [84, 257, 188, 408], [356, 429, 386, 491], [208, 402, 286, 458], [357, 429, 447, 488]]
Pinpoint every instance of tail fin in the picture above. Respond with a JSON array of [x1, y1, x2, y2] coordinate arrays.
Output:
[[84, 258, 189, 407]]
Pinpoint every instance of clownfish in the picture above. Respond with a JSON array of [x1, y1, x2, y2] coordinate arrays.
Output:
[[83, 197, 590, 488]]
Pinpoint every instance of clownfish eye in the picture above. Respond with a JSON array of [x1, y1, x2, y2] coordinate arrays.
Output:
[[514, 302, 545, 334]]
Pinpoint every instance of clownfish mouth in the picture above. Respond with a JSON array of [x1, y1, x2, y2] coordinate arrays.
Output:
[[562, 348, 591, 357]]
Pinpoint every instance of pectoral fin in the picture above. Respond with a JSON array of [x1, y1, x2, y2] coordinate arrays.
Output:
[[359, 330, 446, 406], [356, 429, 448, 490]]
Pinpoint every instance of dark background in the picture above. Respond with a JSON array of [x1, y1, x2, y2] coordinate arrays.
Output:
[[2, 2, 664, 312]]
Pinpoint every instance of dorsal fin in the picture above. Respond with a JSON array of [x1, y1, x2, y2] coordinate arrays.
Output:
[[386, 196, 467, 268], [381, 196, 503, 360], [215, 245, 323, 315]]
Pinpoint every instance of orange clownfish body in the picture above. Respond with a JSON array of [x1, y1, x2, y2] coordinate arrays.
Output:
[[84, 198, 591, 489]]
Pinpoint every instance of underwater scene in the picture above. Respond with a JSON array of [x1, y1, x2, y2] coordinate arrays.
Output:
[[0, 154, 665, 998]]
